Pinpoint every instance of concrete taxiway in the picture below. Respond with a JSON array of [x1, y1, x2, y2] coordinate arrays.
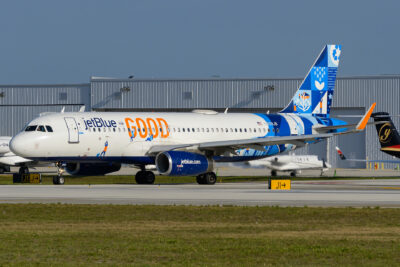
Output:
[[0, 179, 399, 207]]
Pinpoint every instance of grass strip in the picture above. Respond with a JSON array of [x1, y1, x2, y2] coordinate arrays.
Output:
[[0, 204, 399, 266]]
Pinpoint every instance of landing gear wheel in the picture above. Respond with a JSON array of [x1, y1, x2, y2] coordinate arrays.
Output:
[[53, 175, 65, 185], [271, 170, 277, 177], [203, 172, 217, 184], [135, 171, 155, 184], [19, 166, 29, 175], [290, 171, 297, 177], [196, 174, 206, 184]]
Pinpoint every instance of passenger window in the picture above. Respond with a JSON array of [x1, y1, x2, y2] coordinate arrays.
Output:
[[37, 125, 46, 132], [160, 128, 163, 132], [258, 128, 261, 133], [25, 125, 37, 131], [244, 128, 247, 132], [183, 128, 185, 132], [93, 128, 96, 132], [253, 128, 256, 133], [178, 128, 180, 132], [206, 128, 209, 132], [45, 126, 53, 132], [118, 128, 121, 132], [192, 128, 195, 132], [230, 128, 233, 132], [201, 128, 204, 132], [216, 128, 219, 133], [113, 128, 116, 132], [187, 128, 190, 132], [197, 128, 200, 132], [211, 128, 214, 132], [235, 128, 237, 132], [225, 128, 228, 132]]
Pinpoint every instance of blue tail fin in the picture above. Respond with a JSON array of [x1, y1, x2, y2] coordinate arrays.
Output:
[[280, 45, 341, 117]]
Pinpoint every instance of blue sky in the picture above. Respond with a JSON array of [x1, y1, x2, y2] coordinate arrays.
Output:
[[0, 0, 399, 84]]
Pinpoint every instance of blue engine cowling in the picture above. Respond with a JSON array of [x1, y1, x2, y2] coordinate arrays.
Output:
[[65, 162, 121, 176], [156, 151, 213, 176]]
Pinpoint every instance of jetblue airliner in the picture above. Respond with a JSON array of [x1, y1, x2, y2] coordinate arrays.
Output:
[[10, 45, 376, 184]]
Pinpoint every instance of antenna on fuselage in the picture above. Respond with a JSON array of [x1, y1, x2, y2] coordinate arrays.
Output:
[[224, 108, 228, 114], [79, 106, 85, 112], [61, 106, 65, 113]]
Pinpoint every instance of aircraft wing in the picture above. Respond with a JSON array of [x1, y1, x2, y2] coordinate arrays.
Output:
[[147, 133, 334, 155], [147, 103, 375, 155]]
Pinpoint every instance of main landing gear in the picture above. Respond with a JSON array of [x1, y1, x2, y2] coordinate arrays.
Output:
[[53, 162, 65, 185], [18, 166, 29, 175], [135, 170, 156, 184], [196, 172, 217, 185]]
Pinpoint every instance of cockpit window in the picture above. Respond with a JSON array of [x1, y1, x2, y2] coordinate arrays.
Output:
[[25, 125, 37, 131], [37, 125, 46, 132], [45, 126, 53, 132]]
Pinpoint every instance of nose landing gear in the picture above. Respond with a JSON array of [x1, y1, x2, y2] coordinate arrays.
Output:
[[53, 162, 65, 185]]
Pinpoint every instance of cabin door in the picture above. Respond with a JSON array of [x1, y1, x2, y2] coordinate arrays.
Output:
[[64, 117, 79, 143]]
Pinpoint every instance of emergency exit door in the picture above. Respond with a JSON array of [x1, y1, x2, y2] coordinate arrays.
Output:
[[64, 117, 79, 143]]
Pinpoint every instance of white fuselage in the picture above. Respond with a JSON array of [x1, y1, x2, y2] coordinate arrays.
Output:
[[9, 110, 328, 165]]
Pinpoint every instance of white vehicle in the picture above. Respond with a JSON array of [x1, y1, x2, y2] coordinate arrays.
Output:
[[0, 136, 35, 174], [9, 44, 375, 185], [235, 154, 331, 177]]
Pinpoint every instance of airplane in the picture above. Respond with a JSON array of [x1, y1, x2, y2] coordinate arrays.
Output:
[[9, 44, 376, 185], [229, 154, 331, 177], [0, 136, 36, 174], [336, 112, 400, 163]]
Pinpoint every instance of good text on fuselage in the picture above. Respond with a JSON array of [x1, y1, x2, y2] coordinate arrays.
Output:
[[125, 117, 169, 139]]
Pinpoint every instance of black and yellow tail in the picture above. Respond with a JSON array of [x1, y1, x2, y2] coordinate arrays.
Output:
[[372, 112, 400, 157]]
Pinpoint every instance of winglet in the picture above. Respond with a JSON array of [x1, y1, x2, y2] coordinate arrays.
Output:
[[356, 103, 376, 130]]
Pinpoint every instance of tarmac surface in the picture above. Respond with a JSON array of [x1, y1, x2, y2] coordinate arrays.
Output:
[[0, 179, 399, 207]]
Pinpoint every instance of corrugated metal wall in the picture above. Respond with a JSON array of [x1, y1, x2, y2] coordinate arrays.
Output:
[[0, 84, 90, 136]]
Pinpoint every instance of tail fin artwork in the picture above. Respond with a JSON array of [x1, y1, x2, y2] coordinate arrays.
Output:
[[371, 112, 400, 156], [280, 45, 341, 117]]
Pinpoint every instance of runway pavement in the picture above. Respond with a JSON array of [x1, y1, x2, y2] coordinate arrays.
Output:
[[12, 166, 400, 177], [0, 179, 399, 207]]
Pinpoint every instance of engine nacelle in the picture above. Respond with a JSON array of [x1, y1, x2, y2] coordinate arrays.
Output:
[[65, 162, 121, 176], [156, 151, 213, 176]]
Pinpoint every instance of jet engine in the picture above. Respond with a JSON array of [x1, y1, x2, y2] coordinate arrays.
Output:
[[156, 151, 213, 176], [65, 162, 121, 176]]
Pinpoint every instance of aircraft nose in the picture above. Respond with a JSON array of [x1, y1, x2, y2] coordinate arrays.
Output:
[[10, 134, 30, 157]]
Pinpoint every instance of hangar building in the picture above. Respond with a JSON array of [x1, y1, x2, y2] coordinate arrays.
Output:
[[0, 75, 399, 168]]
